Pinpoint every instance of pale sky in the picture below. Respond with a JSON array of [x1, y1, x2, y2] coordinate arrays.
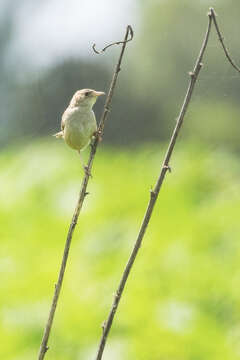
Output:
[[6, 0, 138, 71]]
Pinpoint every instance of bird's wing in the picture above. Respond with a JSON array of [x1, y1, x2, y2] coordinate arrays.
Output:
[[61, 118, 65, 131], [61, 111, 66, 130]]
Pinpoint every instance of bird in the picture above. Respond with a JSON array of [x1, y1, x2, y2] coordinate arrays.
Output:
[[54, 89, 105, 173]]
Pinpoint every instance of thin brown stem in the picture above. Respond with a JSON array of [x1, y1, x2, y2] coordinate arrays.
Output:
[[210, 7, 240, 73], [92, 25, 133, 54], [94, 13, 213, 360], [37, 25, 133, 360]]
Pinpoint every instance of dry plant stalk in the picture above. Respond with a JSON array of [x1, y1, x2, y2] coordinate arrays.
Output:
[[94, 8, 240, 360], [38, 25, 133, 360]]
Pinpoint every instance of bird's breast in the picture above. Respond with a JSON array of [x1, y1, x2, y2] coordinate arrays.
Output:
[[63, 107, 97, 151]]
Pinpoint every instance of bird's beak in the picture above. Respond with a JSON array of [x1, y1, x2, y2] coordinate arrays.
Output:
[[93, 91, 105, 97]]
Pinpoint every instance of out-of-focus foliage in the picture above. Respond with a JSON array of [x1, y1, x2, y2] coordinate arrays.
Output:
[[1, 2, 240, 359], [131, 0, 240, 150], [1, 140, 240, 360], [1, 1, 240, 149]]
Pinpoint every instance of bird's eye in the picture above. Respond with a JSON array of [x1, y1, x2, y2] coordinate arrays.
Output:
[[85, 91, 91, 97]]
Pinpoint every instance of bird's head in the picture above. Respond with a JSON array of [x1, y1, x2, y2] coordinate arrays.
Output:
[[69, 89, 105, 108]]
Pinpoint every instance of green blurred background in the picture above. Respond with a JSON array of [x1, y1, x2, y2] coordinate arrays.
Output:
[[1, 0, 240, 359]]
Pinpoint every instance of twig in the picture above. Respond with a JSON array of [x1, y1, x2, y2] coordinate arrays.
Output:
[[94, 12, 213, 360], [37, 25, 133, 360], [95, 7, 240, 359], [92, 25, 133, 54], [210, 8, 240, 73]]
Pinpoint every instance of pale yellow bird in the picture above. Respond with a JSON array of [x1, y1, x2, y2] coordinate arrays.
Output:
[[54, 89, 105, 172]]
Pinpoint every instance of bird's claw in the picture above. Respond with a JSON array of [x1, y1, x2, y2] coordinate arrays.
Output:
[[93, 129, 103, 142]]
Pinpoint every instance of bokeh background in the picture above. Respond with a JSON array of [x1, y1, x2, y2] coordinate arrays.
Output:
[[1, 0, 240, 359]]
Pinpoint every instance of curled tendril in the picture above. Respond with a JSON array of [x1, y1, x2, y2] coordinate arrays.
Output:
[[92, 25, 134, 54]]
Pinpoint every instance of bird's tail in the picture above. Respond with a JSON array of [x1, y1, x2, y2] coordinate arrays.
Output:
[[53, 131, 64, 139]]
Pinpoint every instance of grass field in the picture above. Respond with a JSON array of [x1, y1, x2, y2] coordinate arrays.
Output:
[[1, 140, 240, 360]]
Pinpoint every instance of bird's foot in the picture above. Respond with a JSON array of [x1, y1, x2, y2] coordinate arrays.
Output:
[[84, 165, 92, 178], [93, 129, 103, 142]]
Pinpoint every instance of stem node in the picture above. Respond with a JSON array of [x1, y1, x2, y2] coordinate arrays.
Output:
[[150, 190, 156, 199], [163, 165, 171, 173]]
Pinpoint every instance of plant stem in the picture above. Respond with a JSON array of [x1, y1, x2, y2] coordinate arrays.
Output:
[[210, 8, 240, 73], [37, 25, 133, 360], [95, 12, 213, 360]]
